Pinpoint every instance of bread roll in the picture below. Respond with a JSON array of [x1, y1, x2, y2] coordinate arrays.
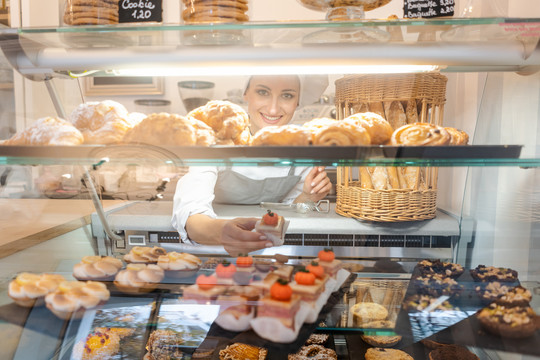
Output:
[[344, 112, 394, 145], [391, 123, 451, 146], [188, 100, 250, 145], [251, 125, 311, 146], [2, 117, 84, 146], [312, 120, 371, 146]]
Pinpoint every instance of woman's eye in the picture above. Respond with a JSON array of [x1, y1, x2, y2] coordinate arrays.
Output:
[[256, 89, 269, 96], [282, 93, 296, 100]]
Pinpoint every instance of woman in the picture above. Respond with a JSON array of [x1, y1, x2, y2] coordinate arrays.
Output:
[[172, 75, 331, 256]]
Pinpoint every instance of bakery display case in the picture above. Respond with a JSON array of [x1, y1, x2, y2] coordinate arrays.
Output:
[[0, 2, 539, 359]]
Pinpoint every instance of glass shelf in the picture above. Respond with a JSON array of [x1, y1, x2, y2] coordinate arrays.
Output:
[[0, 145, 538, 167], [2, 18, 539, 75]]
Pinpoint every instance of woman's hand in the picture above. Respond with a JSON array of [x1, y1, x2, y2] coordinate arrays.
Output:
[[296, 166, 332, 204], [220, 217, 272, 256]]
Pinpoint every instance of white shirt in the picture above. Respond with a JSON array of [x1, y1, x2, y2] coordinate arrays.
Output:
[[171, 166, 310, 242]]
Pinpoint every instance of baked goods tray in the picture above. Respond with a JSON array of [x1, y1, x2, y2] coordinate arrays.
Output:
[[0, 145, 525, 166], [395, 266, 540, 357]]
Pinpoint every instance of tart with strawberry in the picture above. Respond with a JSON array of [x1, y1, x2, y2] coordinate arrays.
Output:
[[317, 248, 342, 278], [255, 210, 286, 246], [183, 274, 225, 303]]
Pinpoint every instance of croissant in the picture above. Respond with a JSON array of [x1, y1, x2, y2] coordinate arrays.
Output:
[[123, 113, 200, 146], [2, 117, 84, 146], [344, 112, 393, 145], [251, 125, 311, 146], [391, 123, 450, 146], [312, 120, 371, 146]]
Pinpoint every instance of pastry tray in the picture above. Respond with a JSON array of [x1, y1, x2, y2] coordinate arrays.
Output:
[[395, 265, 540, 357]]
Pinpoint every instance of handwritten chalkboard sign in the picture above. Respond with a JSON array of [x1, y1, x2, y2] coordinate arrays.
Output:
[[404, 0, 455, 19], [119, 0, 163, 23]]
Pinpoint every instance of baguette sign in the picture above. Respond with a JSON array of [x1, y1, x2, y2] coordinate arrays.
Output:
[[403, 0, 455, 18], [118, 0, 163, 23]]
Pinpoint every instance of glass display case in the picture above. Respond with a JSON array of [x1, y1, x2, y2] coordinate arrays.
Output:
[[0, 7, 539, 360]]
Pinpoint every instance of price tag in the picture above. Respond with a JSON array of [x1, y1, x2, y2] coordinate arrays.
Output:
[[403, 0, 455, 19], [118, 0, 163, 23]]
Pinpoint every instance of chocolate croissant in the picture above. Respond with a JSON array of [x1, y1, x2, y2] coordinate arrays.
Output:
[[312, 120, 371, 146]]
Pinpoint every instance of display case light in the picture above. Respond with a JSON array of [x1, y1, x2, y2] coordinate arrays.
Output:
[[111, 64, 440, 77]]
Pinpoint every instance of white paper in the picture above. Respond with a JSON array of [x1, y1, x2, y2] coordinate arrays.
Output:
[[254, 219, 290, 246], [303, 281, 334, 323], [332, 268, 351, 292], [214, 308, 254, 332], [250, 304, 310, 343]]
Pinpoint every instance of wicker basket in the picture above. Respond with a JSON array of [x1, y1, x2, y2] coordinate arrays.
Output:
[[334, 73, 448, 222]]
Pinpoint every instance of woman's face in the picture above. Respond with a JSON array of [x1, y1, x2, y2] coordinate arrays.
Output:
[[244, 75, 300, 133]]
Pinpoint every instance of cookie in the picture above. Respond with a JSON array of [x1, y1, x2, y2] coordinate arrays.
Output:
[[288, 345, 337, 360], [428, 345, 479, 360], [183, 0, 249, 11], [69, 0, 118, 9], [182, 0, 249, 24], [350, 302, 388, 324], [305, 333, 329, 345], [361, 334, 401, 348], [64, 16, 119, 25], [365, 348, 413, 360]]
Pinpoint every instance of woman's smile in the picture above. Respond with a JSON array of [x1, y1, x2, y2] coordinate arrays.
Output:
[[260, 112, 283, 124]]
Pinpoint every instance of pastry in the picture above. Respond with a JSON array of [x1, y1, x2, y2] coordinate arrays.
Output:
[[255, 210, 286, 246], [45, 280, 110, 320], [157, 251, 202, 278], [235, 253, 255, 273], [72, 329, 121, 360], [365, 348, 413, 360], [368, 102, 386, 119], [384, 101, 407, 131], [391, 123, 451, 146], [183, 274, 226, 303], [123, 112, 216, 146], [417, 259, 464, 278], [428, 345, 479, 360], [250, 125, 312, 146], [495, 285, 532, 307], [360, 320, 401, 347], [405, 100, 419, 124], [123, 246, 167, 264], [8, 272, 66, 307], [144, 329, 185, 360], [413, 273, 464, 297], [73, 255, 123, 281], [257, 279, 301, 329], [311, 119, 371, 146], [475, 281, 511, 305], [69, 100, 137, 144], [470, 265, 518, 282], [302, 117, 337, 132], [188, 100, 250, 145], [2, 116, 84, 146], [370, 167, 390, 190], [477, 303, 538, 338], [350, 302, 388, 324], [288, 344, 337, 360], [290, 267, 326, 311], [305, 333, 329, 345], [445, 127, 469, 145], [219, 343, 267, 360], [113, 263, 164, 293], [317, 248, 342, 277]]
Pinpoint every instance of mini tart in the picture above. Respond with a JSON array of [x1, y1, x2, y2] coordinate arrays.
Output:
[[494, 285, 532, 308], [475, 281, 511, 305], [428, 345, 479, 360], [413, 273, 464, 297], [477, 303, 538, 338], [8, 272, 66, 307], [72, 329, 121, 360], [417, 259, 464, 278], [123, 246, 167, 264], [403, 294, 456, 312], [157, 252, 202, 278], [470, 265, 518, 282], [45, 281, 110, 320], [365, 348, 413, 360], [288, 344, 337, 360], [73, 255, 123, 281], [114, 263, 164, 293]]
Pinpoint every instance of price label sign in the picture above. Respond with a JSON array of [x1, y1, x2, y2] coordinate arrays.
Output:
[[118, 0, 163, 23], [403, 0, 455, 19]]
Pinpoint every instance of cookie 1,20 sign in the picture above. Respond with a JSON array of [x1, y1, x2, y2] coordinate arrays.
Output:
[[119, 0, 163, 23], [404, 0, 455, 18]]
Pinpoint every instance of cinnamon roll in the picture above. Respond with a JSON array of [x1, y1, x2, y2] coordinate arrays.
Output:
[[391, 123, 450, 146], [312, 119, 371, 146]]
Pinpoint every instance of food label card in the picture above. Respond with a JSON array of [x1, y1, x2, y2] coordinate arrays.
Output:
[[404, 0, 455, 18], [119, 0, 163, 23]]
